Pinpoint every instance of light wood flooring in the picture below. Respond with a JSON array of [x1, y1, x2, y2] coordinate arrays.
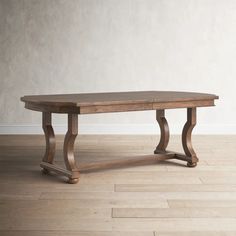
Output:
[[1, 135, 236, 236]]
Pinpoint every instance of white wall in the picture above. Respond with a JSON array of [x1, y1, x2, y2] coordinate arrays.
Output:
[[0, 0, 235, 134]]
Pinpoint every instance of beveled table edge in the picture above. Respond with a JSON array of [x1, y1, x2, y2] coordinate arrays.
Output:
[[20, 91, 219, 108]]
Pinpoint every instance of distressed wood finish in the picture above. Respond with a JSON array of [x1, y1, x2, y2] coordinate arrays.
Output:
[[21, 91, 218, 183]]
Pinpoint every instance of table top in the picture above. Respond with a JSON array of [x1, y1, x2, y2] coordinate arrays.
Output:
[[21, 91, 218, 114]]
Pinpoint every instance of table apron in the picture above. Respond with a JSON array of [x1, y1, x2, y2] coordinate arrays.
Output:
[[80, 99, 215, 114]]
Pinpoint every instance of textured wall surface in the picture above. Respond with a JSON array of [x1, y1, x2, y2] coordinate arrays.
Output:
[[0, 0, 236, 134]]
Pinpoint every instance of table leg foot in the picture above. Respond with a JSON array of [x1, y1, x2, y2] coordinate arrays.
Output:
[[187, 161, 197, 167], [68, 178, 79, 184], [41, 168, 50, 174]]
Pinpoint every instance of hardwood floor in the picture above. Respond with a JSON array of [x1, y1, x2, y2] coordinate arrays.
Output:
[[0, 135, 236, 235]]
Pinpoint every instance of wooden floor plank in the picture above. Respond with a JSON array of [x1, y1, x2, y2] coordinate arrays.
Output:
[[168, 200, 236, 208], [112, 207, 236, 218], [112, 218, 236, 231], [0, 183, 114, 193], [78, 174, 202, 184], [0, 200, 111, 219], [200, 177, 236, 184], [1, 198, 168, 208], [0, 231, 154, 236], [0, 218, 112, 231], [115, 184, 236, 192], [155, 232, 236, 236], [40, 191, 236, 200]]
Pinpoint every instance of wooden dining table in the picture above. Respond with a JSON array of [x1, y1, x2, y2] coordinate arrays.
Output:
[[21, 91, 218, 184]]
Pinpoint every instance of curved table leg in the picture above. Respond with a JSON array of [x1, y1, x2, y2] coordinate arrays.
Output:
[[63, 114, 80, 184], [182, 108, 199, 167], [154, 109, 170, 154], [42, 112, 56, 174]]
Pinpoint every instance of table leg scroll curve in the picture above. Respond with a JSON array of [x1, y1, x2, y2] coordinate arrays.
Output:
[[42, 112, 56, 174], [181, 108, 199, 167], [63, 114, 80, 183], [154, 109, 170, 154]]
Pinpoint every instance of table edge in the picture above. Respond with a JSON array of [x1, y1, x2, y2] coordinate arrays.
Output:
[[21, 94, 219, 108], [22, 98, 218, 114]]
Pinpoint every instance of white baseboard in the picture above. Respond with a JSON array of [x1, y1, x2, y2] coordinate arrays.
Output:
[[0, 124, 236, 134]]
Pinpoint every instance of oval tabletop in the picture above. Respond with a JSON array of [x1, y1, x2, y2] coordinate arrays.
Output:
[[21, 91, 219, 114]]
